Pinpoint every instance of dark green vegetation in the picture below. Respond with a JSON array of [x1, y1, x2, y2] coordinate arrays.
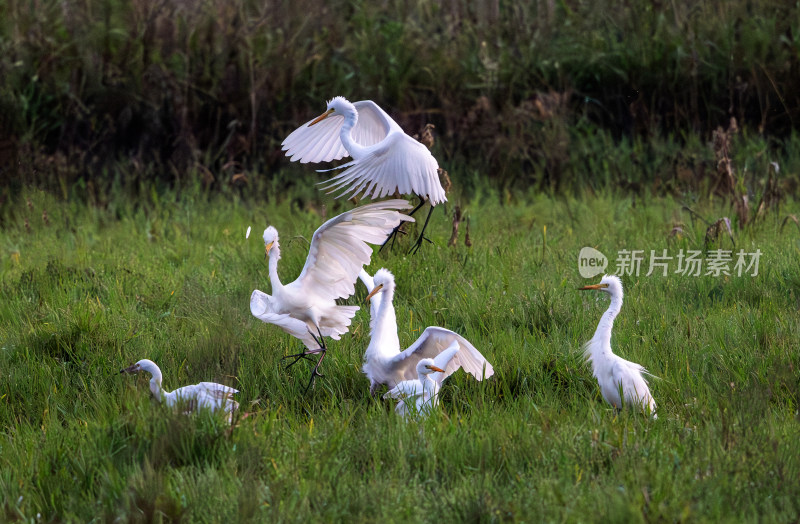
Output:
[[1, 0, 799, 196], [1, 188, 799, 521]]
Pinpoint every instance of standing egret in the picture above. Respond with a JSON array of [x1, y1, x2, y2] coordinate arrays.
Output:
[[383, 357, 448, 418], [281, 96, 446, 253], [120, 359, 239, 423], [579, 275, 657, 417], [361, 268, 494, 395], [250, 200, 414, 389]]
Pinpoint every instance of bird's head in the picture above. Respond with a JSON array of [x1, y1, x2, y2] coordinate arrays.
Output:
[[262, 226, 279, 257], [309, 96, 353, 126], [120, 359, 156, 375], [365, 268, 395, 302], [579, 274, 623, 299], [417, 358, 445, 376]]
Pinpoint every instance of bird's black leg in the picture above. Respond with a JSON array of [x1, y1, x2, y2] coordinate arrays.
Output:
[[281, 327, 327, 370], [281, 350, 318, 369], [302, 326, 328, 392], [380, 198, 425, 252], [304, 349, 327, 393], [409, 204, 435, 255]]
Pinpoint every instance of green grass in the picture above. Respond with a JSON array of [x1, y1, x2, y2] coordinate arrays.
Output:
[[1, 186, 799, 521]]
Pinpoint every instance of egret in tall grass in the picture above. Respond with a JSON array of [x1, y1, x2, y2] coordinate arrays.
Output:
[[579, 275, 657, 417], [250, 200, 413, 389], [120, 359, 239, 423], [361, 268, 494, 395], [383, 357, 448, 418], [281, 96, 446, 253]]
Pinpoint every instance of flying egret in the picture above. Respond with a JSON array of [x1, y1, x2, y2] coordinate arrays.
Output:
[[120, 359, 239, 423], [281, 96, 446, 253], [361, 268, 494, 395], [383, 357, 448, 418], [250, 200, 414, 389], [579, 275, 657, 418]]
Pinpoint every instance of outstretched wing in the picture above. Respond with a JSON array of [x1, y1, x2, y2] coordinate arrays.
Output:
[[320, 129, 445, 205], [282, 100, 390, 164], [292, 200, 413, 302], [250, 290, 319, 349], [390, 327, 495, 385]]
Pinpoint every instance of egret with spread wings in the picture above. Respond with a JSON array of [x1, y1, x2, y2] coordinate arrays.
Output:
[[250, 200, 414, 389], [120, 359, 239, 423], [282, 96, 446, 254], [360, 268, 494, 395], [580, 275, 657, 418]]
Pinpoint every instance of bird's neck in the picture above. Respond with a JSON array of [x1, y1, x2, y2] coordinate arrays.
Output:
[[338, 104, 365, 157], [369, 286, 400, 357], [592, 294, 622, 354], [268, 244, 283, 291], [148, 373, 164, 402]]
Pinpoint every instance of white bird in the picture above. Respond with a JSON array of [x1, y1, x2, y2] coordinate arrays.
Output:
[[281, 96, 446, 253], [361, 268, 494, 395], [120, 359, 239, 423], [249, 200, 414, 388], [579, 275, 657, 418], [383, 357, 448, 418]]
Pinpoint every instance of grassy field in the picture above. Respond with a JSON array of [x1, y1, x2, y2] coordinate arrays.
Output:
[[1, 186, 799, 521]]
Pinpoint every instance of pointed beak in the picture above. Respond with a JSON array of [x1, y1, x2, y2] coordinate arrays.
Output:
[[578, 283, 609, 291], [120, 364, 137, 374], [309, 108, 335, 126], [264, 241, 274, 260], [427, 365, 445, 373], [365, 283, 384, 302]]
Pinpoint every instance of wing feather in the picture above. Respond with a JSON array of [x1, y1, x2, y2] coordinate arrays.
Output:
[[293, 200, 413, 302], [282, 100, 389, 164], [319, 132, 445, 204], [390, 326, 495, 385], [383, 379, 424, 400]]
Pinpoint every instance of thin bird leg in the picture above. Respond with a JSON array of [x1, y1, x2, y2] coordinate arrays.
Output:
[[302, 327, 328, 392], [303, 349, 327, 393], [379, 198, 425, 251], [281, 350, 318, 369], [281, 327, 327, 369], [409, 205, 435, 255]]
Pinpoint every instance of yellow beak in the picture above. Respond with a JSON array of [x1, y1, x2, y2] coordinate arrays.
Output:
[[578, 283, 609, 291], [265, 241, 274, 259], [427, 365, 445, 373], [309, 108, 335, 126], [365, 283, 384, 302]]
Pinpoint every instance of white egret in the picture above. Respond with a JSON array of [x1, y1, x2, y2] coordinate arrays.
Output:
[[579, 275, 657, 418], [383, 357, 448, 418], [361, 268, 494, 395], [120, 359, 239, 423], [249, 200, 414, 389], [281, 96, 446, 253]]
